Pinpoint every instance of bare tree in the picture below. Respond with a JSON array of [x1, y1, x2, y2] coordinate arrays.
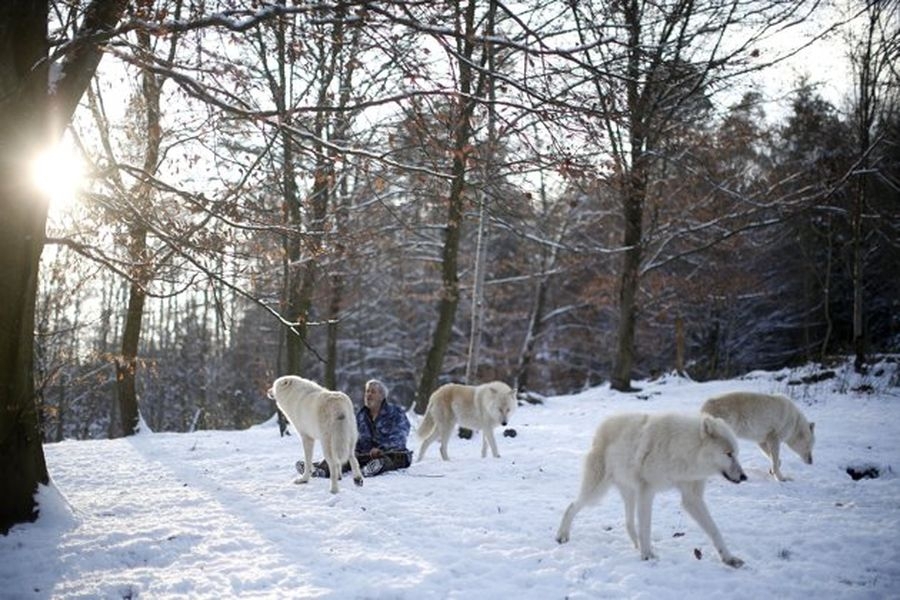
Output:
[[558, 0, 828, 391], [0, 0, 127, 534], [846, 0, 899, 371], [413, 0, 483, 413]]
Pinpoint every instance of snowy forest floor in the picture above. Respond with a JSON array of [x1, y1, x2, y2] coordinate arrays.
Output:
[[2, 358, 899, 599]]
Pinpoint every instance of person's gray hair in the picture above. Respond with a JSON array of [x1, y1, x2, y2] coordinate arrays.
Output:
[[365, 379, 389, 400]]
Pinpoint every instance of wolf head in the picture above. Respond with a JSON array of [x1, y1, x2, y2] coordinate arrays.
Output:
[[787, 420, 816, 465], [701, 414, 747, 484], [269, 375, 322, 404], [485, 382, 517, 426]]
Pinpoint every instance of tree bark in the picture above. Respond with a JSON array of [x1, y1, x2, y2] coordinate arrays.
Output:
[[413, 0, 478, 414], [464, 194, 488, 385], [515, 277, 549, 395], [0, 0, 52, 535], [611, 169, 646, 391], [674, 314, 685, 375], [110, 25, 163, 438], [0, 0, 126, 532], [111, 278, 145, 438], [850, 6, 878, 373], [610, 0, 646, 393], [464, 0, 496, 387]]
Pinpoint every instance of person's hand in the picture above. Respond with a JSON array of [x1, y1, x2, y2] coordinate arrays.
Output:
[[369, 448, 383, 458]]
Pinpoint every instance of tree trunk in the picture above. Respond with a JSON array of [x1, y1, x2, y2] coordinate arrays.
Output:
[[851, 178, 866, 372], [610, 181, 644, 392], [110, 26, 162, 438], [515, 276, 549, 395], [850, 3, 881, 373], [464, 193, 488, 385], [325, 275, 341, 391], [820, 220, 834, 360], [0, 0, 52, 534], [674, 314, 685, 375], [610, 1, 645, 393], [413, 0, 478, 414], [324, 1, 357, 391], [464, 0, 496, 387], [0, 158, 51, 534], [111, 278, 145, 438], [280, 10, 340, 379], [414, 177, 466, 414]]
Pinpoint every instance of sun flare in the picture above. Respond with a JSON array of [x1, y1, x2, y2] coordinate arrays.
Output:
[[30, 144, 84, 209]]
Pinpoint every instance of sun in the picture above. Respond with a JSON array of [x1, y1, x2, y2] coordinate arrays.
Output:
[[30, 143, 85, 210]]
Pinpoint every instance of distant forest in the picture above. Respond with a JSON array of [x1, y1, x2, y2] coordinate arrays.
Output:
[[28, 0, 899, 441]]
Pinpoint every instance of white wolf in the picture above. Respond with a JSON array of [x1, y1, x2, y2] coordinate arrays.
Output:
[[701, 391, 815, 482], [269, 375, 364, 494], [417, 381, 517, 461], [556, 412, 747, 568]]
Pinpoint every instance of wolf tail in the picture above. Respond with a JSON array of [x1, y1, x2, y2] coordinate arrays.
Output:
[[323, 393, 355, 464], [329, 411, 355, 464], [417, 409, 435, 439]]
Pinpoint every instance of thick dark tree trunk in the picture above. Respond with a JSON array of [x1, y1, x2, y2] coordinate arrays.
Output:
[[0, 0, 51, 535], [413, 0, 478, 414], [1, 0, 126, 531], [610, 1, 646, 393], [111, 279, 145, 438], [610, 183, 644, 392], [0, 168, 51, 534], [414, 194, 464, 414], [110, 27, 162, 438]]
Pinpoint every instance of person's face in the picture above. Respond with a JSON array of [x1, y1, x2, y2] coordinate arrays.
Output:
[[364, 384, 384, 411]]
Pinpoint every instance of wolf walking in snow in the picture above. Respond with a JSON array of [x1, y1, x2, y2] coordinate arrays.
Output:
[[701, 391, 815, 482], [269, 375, 364, 493], [417, 381, 517, 461], [556, 412, 747, 568]]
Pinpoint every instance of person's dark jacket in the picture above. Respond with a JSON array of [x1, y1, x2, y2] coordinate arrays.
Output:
[[355, 402, 410, 454]]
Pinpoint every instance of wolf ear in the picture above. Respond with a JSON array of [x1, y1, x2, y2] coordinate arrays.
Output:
[[701, 414, 716, 438]]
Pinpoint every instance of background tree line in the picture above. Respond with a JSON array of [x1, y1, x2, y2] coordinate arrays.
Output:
[[3, 0, 898, 532]]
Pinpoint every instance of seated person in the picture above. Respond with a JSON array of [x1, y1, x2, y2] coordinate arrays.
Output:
[[296, 378, 412, 478]]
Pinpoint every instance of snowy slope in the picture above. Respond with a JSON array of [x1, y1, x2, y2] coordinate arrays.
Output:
[[2, 360, 899, 599]]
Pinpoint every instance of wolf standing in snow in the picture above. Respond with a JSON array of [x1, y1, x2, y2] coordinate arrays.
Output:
[[417, 381, 517, 461], [269, 376, 364, 493], [556, 412, 747, 568], [701, 391, 815, 482]]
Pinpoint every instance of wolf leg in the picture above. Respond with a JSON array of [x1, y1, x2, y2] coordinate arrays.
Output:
[[325, 455, 341, 494], [295, 434, 315, 484], [679, 481, 743, 568], [761, 434, 790, 481], [556, 455, 610, 544], [439, 423, 454, 461], [348, 452, 364, 487], [636, 485, 657, 560], [620, 486, 638, 549], [418, 428, 439, 462], [482, 427, 500, 458], [556, 500, 583, 543]]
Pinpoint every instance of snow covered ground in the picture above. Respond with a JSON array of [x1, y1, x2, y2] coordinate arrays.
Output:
[[3, 360, 899, 599]]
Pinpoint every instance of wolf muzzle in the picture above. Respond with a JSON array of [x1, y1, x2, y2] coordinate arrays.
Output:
[[723, 471, 748, 484]]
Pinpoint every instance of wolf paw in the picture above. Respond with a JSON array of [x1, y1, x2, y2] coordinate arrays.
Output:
[[723, 555, 744, 568], [354, 476, 364, 487]]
